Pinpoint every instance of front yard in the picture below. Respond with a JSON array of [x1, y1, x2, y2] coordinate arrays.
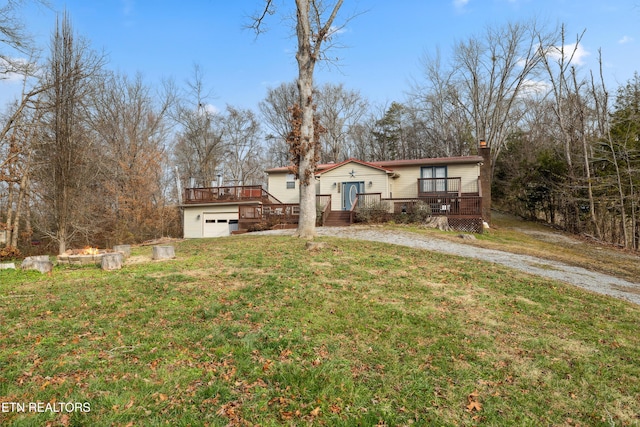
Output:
[[1, 235, 639, 425]]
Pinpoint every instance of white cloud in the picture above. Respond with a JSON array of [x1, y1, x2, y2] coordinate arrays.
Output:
[[453, 0, 469, 12], [520, 79, 551, 97], [0, 57, 37, 83], [327, 25, 347, 37], [545, 43, 590, 66], [197, 103, 219, 115], [618, 35, 634, 44]]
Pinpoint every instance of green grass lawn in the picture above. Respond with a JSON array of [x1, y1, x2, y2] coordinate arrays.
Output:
[[1, 235, 639, 426]]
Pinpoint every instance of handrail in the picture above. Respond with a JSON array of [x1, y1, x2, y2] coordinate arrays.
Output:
[[320, 195, 332, 226], [349, 195, 359, 224]]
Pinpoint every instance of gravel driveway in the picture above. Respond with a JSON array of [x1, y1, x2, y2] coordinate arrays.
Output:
[[252, 226, 640, 306]]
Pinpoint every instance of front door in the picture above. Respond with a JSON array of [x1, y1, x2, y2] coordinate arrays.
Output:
[[342, 182, 363, 210]]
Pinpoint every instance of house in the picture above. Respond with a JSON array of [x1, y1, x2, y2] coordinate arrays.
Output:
[[181, 151, 490, 238]]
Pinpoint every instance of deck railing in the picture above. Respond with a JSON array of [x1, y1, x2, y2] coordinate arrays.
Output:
[[407, 195, 481, 216], [417, 177, 463, 197], [239, 204, 300, 222], [183, 185, 282, 204], [355, 193, 482, 217]]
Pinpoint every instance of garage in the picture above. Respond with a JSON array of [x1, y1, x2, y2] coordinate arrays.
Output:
[[202, 211, 239, 238]]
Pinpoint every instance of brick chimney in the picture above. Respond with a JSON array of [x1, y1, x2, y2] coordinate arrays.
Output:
[[479, 139, 491, 225]]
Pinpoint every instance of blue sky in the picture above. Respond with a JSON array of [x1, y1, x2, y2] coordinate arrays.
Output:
[[2, 0, 640, 111]]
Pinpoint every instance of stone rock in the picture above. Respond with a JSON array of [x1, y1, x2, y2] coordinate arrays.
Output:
[[113, 245, 131, 259], [101, 253, 124, 270], [21, 256, 53, 274], [0, 262, 16, 270], [152, 245, 175, 260]]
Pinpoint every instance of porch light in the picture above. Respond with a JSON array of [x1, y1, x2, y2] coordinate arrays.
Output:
[[196, 214, 201, 220], [332, 182, 337, 187], [479, 139, 487, 148], [368, 181, 373, 187]]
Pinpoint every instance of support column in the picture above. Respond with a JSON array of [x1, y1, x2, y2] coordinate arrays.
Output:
[[479, 140, 492, 225]]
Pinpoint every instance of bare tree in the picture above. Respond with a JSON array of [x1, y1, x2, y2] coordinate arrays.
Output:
[[448, 20, 556, 169], [90, 72, 174, 244], [172, 65, 223, 188], [220, 105, 264, 185], [259, 81, 298, 166], [1, 96, 42, 250], [251, 0, 346, 239], [538, 27, 602, 235], [412, 51, 473, 157], [0, 0, 46, 80], [33, 11, 105, 254], [315, 83, 368, 163]]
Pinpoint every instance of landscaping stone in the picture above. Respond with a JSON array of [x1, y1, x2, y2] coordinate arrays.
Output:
[[0, 262, 16, 270], [152, 245, 175, 260], [101, 253, 124, 270], [21, 256, 53, 274], [113, 245, 131, 258]]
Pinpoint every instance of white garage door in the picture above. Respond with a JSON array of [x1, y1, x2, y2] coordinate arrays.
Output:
[[202, 212, 239, 238]]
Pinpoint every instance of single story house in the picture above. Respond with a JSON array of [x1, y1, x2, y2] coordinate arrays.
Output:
[[181, 152, 490, 238]]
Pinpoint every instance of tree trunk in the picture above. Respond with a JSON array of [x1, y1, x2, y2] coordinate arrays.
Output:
[[10, 175, 28, 248], [5, 181, 15, 247], [572, 70, 600, 240], [293, 0, 318, 239]]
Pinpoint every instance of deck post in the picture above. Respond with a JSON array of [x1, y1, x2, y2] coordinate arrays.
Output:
[[479, 140, 492, 224]]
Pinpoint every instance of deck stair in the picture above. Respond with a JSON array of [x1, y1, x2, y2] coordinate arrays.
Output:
[[324, 210, 352, 227]]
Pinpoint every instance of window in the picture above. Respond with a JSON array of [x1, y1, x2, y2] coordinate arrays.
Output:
[[421, 166, 447, 192], [286, 174, 296, 189]]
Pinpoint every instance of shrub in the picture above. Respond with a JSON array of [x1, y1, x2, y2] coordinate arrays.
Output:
[[355, 201, 391, 223], [0, 246, 21, 261], [394, 201, 432, 224]]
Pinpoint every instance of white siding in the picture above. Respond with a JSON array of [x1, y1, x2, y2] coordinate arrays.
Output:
[[389, 163, 480, 198], [267, 173, 299, 204], [319, 163, 389, 210], [266, 161, 480, 208]]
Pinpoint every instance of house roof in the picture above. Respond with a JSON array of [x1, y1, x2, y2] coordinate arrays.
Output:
[[314, 158, 394, 175], [371, 156, 483, 168], [265, 155, 484, 174]]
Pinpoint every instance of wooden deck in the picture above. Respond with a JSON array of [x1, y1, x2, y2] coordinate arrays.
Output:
[[183, 185, 281, 204], [184, 185, 483, 232], [356, 193, 482, 218]]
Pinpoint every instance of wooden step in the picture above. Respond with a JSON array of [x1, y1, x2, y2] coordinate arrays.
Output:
[[323, 211, 352, 226]]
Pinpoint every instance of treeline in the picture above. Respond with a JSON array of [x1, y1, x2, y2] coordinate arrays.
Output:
[[1, 9, 639, 254]]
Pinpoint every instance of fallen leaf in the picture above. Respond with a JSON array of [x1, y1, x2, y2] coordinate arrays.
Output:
[[310, 406, 321, 417], [467, 400, 482, 412], [466, 389, 482, 412]]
